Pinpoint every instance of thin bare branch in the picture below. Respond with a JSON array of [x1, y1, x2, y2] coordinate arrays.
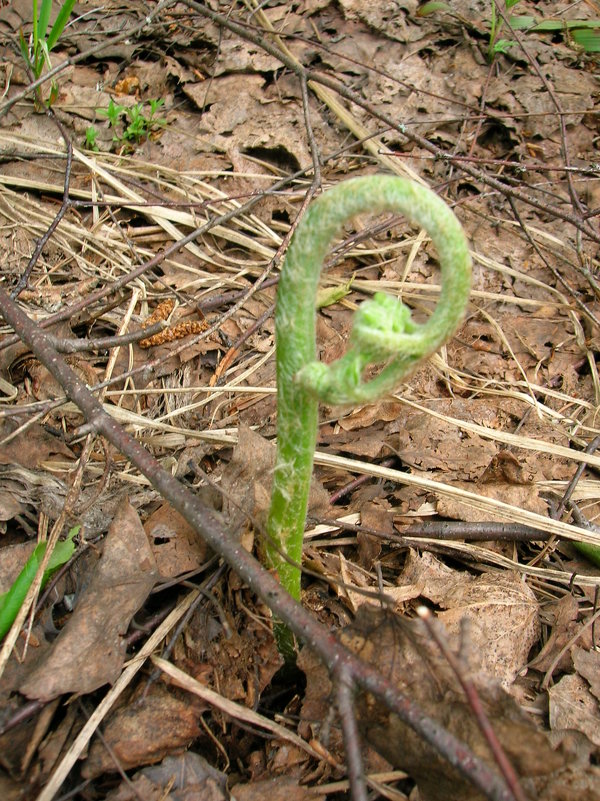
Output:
[[0, 288, 516, 801]]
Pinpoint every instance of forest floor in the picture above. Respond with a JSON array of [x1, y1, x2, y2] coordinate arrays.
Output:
[[0, 1, 599, 800]]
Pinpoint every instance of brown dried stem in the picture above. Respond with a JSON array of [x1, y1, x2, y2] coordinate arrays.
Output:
[[0, 288, 516, 801]]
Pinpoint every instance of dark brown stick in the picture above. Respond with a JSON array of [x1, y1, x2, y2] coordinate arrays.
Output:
[[0, 288, 516, 801]]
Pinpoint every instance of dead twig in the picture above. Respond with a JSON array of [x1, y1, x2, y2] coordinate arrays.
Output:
[[183, 0, 600, 244], [335, 668, 368, 801], [417, 607, 528, 801], [0, 288, 517, 801]]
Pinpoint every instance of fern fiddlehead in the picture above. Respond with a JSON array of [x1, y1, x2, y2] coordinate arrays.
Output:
[[265, 175, 472, 657]]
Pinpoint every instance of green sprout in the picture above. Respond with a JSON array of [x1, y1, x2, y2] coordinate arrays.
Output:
[[97, 97, 167, 151], [0, 525, 79, 641], [265, 176, 472, 657], [98, 97, 123, 129], [84, 125, 99, 151], [19, 0, 76, 107], [488, 0, 521, 62]]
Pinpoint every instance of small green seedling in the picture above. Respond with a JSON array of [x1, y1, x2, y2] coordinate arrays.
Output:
[[97, 97, 167, 151], [265, 176, 472, 658], [19, 0, 76, 107], [0, 525, 79, 641], [488, 0, 521, 61], [316, 273, 356, 309], [84, 125, 99, 151], [418, 1, 600, 57]]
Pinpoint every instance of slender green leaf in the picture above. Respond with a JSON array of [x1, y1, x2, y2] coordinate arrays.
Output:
[[417, 1, 450, 16], [508, 15, 535, 30], [571, 27, 600, 52], [38, 0, 53, 43], [0, 526, 79, 641], [574, 541, 600, 568], [514, 18, 600, 32], [47, 0, 76, 51]]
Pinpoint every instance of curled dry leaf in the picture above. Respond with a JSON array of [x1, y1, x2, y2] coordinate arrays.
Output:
[[20, 499, 157, 701], [301, 605, 600, 801], [398, 550, 539, 685]]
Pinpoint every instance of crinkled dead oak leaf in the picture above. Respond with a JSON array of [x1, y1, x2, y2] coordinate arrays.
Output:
[[398, 550, 539, 686], [300, 606, 600, 801], [20, 499, 157, 701]]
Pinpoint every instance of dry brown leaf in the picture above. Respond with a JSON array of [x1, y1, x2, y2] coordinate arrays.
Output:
[[0, 772, 22, 801], [20, 499, 158, 701], [549, 673, 600, 747], [105, 752, 227, 801], [301, 606, 587, 801], [397, 549, 460, 604], [82, 685, 201, 779], [356, 501, 390, 568], [144, 502, 210, 579], [398, 551, 539, 685], [221, 424, 329, 533], [438, 572, 539, 686], [337, 400, 404, 431], [436, 481, 547, 524], [233, 776, 321, 801], [572, 646, 600, 703], [0, 541, 36, 592], [394, 407, 495, 480], [0, 421, 74, 470], [529, 596, 589, 674], [182, 74, 315, 169], [479, 451, 532, 485], [28, 358, 98, 402]]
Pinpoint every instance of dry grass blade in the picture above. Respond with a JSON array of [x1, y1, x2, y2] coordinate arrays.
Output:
[[0, 0, 599, 797], [151, 655, 327, 762]]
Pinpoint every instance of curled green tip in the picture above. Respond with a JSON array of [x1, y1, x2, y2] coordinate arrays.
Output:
[[265, 175, 472, 658]]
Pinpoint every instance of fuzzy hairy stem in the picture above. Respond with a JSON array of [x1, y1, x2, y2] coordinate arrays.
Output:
[[266, 176, 472, 648]]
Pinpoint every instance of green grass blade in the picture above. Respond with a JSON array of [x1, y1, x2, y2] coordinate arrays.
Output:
[[574, 541, 600, 568], [18, 29, 32, 68], [47, 0, 76, 51], [32, 0, 39, 48], [0, 526, 79, 641], [0, 542, 47, 641], [38, 0, 53, 43]]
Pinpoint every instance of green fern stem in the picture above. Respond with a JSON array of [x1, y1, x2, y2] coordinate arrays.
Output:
[[265, 175, 472, 654]]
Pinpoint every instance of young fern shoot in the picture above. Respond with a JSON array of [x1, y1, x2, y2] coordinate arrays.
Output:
[[265, 176, 472, 657]]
